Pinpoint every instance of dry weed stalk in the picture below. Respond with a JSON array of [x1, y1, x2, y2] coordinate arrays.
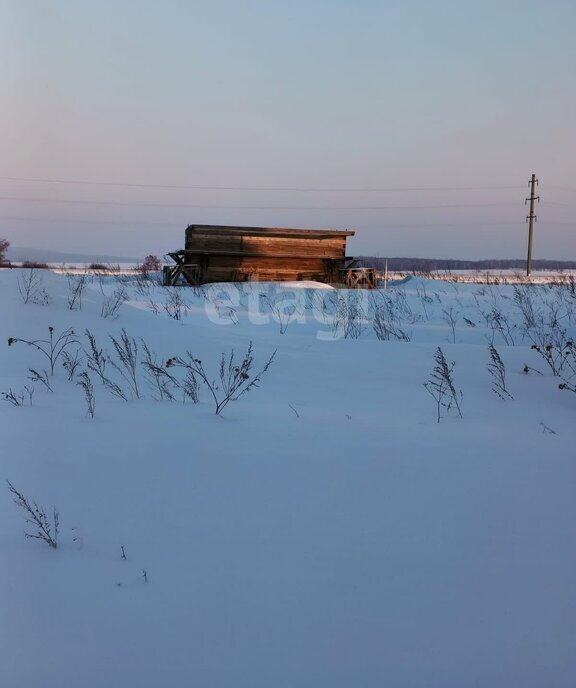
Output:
[[6, 480, 59, 549]]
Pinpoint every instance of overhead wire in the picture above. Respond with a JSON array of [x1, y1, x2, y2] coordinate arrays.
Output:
[[0, 214, 540, 228], [0, 175, 526, 193], [0, 196, 526, 210], [1, 175, 572, 230]]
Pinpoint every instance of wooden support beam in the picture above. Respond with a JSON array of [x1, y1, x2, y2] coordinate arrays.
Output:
[[340, 268, 376, 289]]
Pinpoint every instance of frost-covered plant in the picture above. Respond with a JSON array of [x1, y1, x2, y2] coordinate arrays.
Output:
[[166, 342, 276, 414], [540, 421, 557, 434], [162, 287, 189, 320], [415, 283, 434, 320], [261, 291, 299, 334], [17, 268, 50, 305], [441, 306, 459, 344], [132, 276, 153, 297], [423, 347, 463, 423], [1, 386, 34, 406], [77, 371, 96, 418], [6, 480, 59, 549], [559, 379, 576, 394], [180, 368, 200, 404], [84, 330, 107, 382], [390, 288, 419, 323], [109, 329, 141, 399], [8, 326, 79, 376], [513, 284, 538, 332], [486, 308, 517, 346], [487, 344, 513, 400], [370, 291, 412, 341], [100, 285, 128, 318], [331, 294, 366, 339], [372, 308, 411, 341], [62, 349, 83, 381], [513, 284, 569, 352], [66, 274, 87, 310], [84, 330, 128, 401], [147, 298, 161, 315], [530, 339, 575, 377], [556, 341, 576, 391], [27, 368, 52, 392], [141, 341, 179, 401]]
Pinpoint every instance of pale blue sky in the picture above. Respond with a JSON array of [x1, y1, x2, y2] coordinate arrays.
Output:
[[1, 0, 575, 259]]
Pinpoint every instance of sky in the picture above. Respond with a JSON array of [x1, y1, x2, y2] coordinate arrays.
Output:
[[1, 0, 575, 260]]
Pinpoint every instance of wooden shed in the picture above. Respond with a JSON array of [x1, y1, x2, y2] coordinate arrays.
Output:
[[163, 224, 358, 286]]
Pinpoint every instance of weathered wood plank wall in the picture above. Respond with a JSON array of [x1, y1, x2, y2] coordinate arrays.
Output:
[[168, 224, 355, 284]]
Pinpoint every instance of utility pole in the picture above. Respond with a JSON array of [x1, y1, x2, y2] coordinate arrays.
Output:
[[525, 173, 539, 277]]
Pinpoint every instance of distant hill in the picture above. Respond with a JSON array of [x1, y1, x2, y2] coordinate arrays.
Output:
[[6, 246, 139, 265], [356, 257, 576, 272]]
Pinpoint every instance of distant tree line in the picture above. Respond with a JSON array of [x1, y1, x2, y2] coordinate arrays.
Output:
[[356, 256, 576, 272]]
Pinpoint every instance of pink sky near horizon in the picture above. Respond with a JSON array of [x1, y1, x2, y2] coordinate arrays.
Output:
[[1, 0, 575, 259]]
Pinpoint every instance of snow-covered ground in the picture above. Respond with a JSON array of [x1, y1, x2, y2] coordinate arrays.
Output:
[[387, 269, 576, 285], [1, 269, 575, 688], [6, 263, 576, 286]]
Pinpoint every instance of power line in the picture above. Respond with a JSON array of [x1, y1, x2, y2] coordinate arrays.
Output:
[[545, 186, 576, 193], [0, 196, 523, 210], [0, 215, 178, 227], [0, 214, 534, 228], [0, 175, 526, 193]]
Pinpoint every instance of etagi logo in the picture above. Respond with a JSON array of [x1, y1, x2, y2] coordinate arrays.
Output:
[[202, 284, 371, 340]]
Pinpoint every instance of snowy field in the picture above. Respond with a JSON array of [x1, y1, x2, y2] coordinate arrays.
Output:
[[387, 269, 576, 285], [1, 268, 576, 688], [8, 262, 576, 286]]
